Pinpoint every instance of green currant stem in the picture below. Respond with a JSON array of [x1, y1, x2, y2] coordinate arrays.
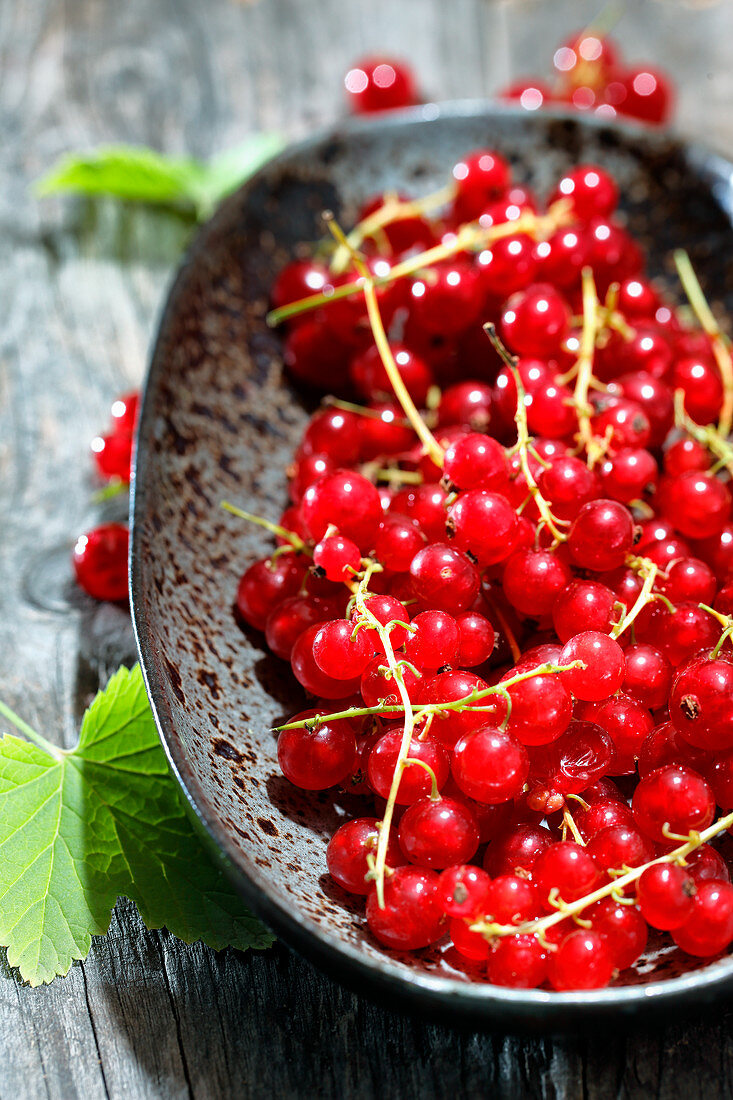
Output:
[[562, 808, 585, 846], [486, 323, 568, 545], [699, 603, 733, 658], [673, 390, 733, 479], [610, 562, 659, 639], [92, 479, 130, 504], [266, 205, 572, 327], [471, 809, 733, 943], [275, 661, 583, 733], [674, 249, 733, 438], [324, 396, 411, 426], [329, 182, 456, 274], [0, 700, 64, 761], [323, 212, 445, 469], [220, 500, 308, 553], [572, 268, 605, 467], [404, 756, 441, 801]]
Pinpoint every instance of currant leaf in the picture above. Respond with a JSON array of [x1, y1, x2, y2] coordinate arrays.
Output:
[[35, 133, 285, 221], [0, 665, 273, 986]]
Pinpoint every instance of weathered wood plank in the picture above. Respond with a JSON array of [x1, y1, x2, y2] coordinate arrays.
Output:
[[4, 0, 733, 1097]]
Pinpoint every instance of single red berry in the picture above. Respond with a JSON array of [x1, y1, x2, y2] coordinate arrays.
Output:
[[327, 817, 405, 894], [398, 796, 480, 869], [73, 523, 129, 603], [366, 867, 445, 950], [548, 929, 614, 991], [632, 764, 715, 844], [637, 863, 697, 930], [672, 880, 733, 957], [437, 864, 492, 918], [344, 57, 417, 114], [277, 710, 357, 790]]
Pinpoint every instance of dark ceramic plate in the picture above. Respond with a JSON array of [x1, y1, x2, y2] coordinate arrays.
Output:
[[131, 103, 733, 1027]]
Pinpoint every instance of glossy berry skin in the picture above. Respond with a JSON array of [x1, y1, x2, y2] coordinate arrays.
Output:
[[455, 612, 495, 667], [487, 934, 549, 989], [451, 148, 511, 222], [359, 654, 420, 713], [442, 432, 507, 492], [414, 670, 491, 749], [567, 499, 635, 572], [449, 916, 491, 962], [669, 655, 733, 751], [586, 898, 648, 970], [503, 548, 572, 618], [313, 534, 361, 583], [312, 619, 374, 680], [447, 490, 518, 566], [452, 726, 529, 804], [404, 610, 460, 670], [301, 407, 362, 464], [437, 865, 492, 918], [637, 721, 713, 780], [502, 671, 573, 747], [91, 431, 133, 482], [552, 580, 616, 643], [613, 67, 673, 126], [476, 233, 539, 297], [500, 283, 571, 358], [277, 711, 356, 790], [637, 863, 696, 930], [632, 764, 715, 844], [398, 796, 479, 869], [560, 631, 625, 702], [538, 456, 599, 522], [409, 543, 479, 615], [672, 881, 733, 957], [483, 823, 553, 878], [658, 472, 731, 540], [587, 825, 654, 877], [599, 448, 658, 504], [302, 469, 382, 548], [575, 799, 634, 842], [367, 730, 449, 804], [532, 842, 600, 907], [548, 930, 614, 991], [73, 523, 130, 603], [622, 645, 672, 711], [327, 817, 405, 894], [344, 57, 416, 114], [265, 595, 334, 661], [366, 867, 445, 950], [291, 624, 361, 699], [548, 165, 618, 221], [409, 263, 482, 337], [350, 342, 432, 406], [374, 514, 426, 573], [271, 259, 328, 314], [581, 692, 654, 769], [437, 381, 494, 432], [528, 721, 614, 807]]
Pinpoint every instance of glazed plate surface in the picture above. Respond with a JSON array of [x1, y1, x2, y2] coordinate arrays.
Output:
[[131, 104, 733, 1026]]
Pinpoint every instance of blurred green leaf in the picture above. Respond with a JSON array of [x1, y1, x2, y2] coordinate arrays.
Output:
[[36, 133, 285, 221]]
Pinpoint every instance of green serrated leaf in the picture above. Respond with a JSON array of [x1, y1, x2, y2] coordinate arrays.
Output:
[[36, 133, 285, 221], [0, 665, 274, 986]]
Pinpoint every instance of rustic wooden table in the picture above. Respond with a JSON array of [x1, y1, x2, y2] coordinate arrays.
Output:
[[5, 1, 733, 1096]]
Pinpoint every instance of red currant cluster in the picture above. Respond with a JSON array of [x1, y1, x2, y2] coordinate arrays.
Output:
[[343, 30, 673, 128], [73, 391, 139, 602], [501, 28, 673, 126], [237, 148, 733, 992]]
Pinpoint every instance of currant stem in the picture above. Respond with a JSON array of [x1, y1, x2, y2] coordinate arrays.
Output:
[[329, 183, 456, 274], [471, 809, 733, 944], [611, 562, 658, 639], [220, 501, 308, 553], [486, 323, 568, 544], [266, 205, 572, 327], [323, 213, 445, 470], [673, 390, 733, 479], [573, 267, 604, 466], [674, 249, 733, 438], [0, 700, 64, 761]]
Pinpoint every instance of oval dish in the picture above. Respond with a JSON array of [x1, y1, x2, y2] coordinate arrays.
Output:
[[131, 104, 733, 1026]]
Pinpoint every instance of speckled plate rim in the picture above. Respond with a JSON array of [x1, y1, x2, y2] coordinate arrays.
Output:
[[130, 101, 733, 1024]]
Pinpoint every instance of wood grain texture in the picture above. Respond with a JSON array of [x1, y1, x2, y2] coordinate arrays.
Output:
[[3, 0, 733, 1097]]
